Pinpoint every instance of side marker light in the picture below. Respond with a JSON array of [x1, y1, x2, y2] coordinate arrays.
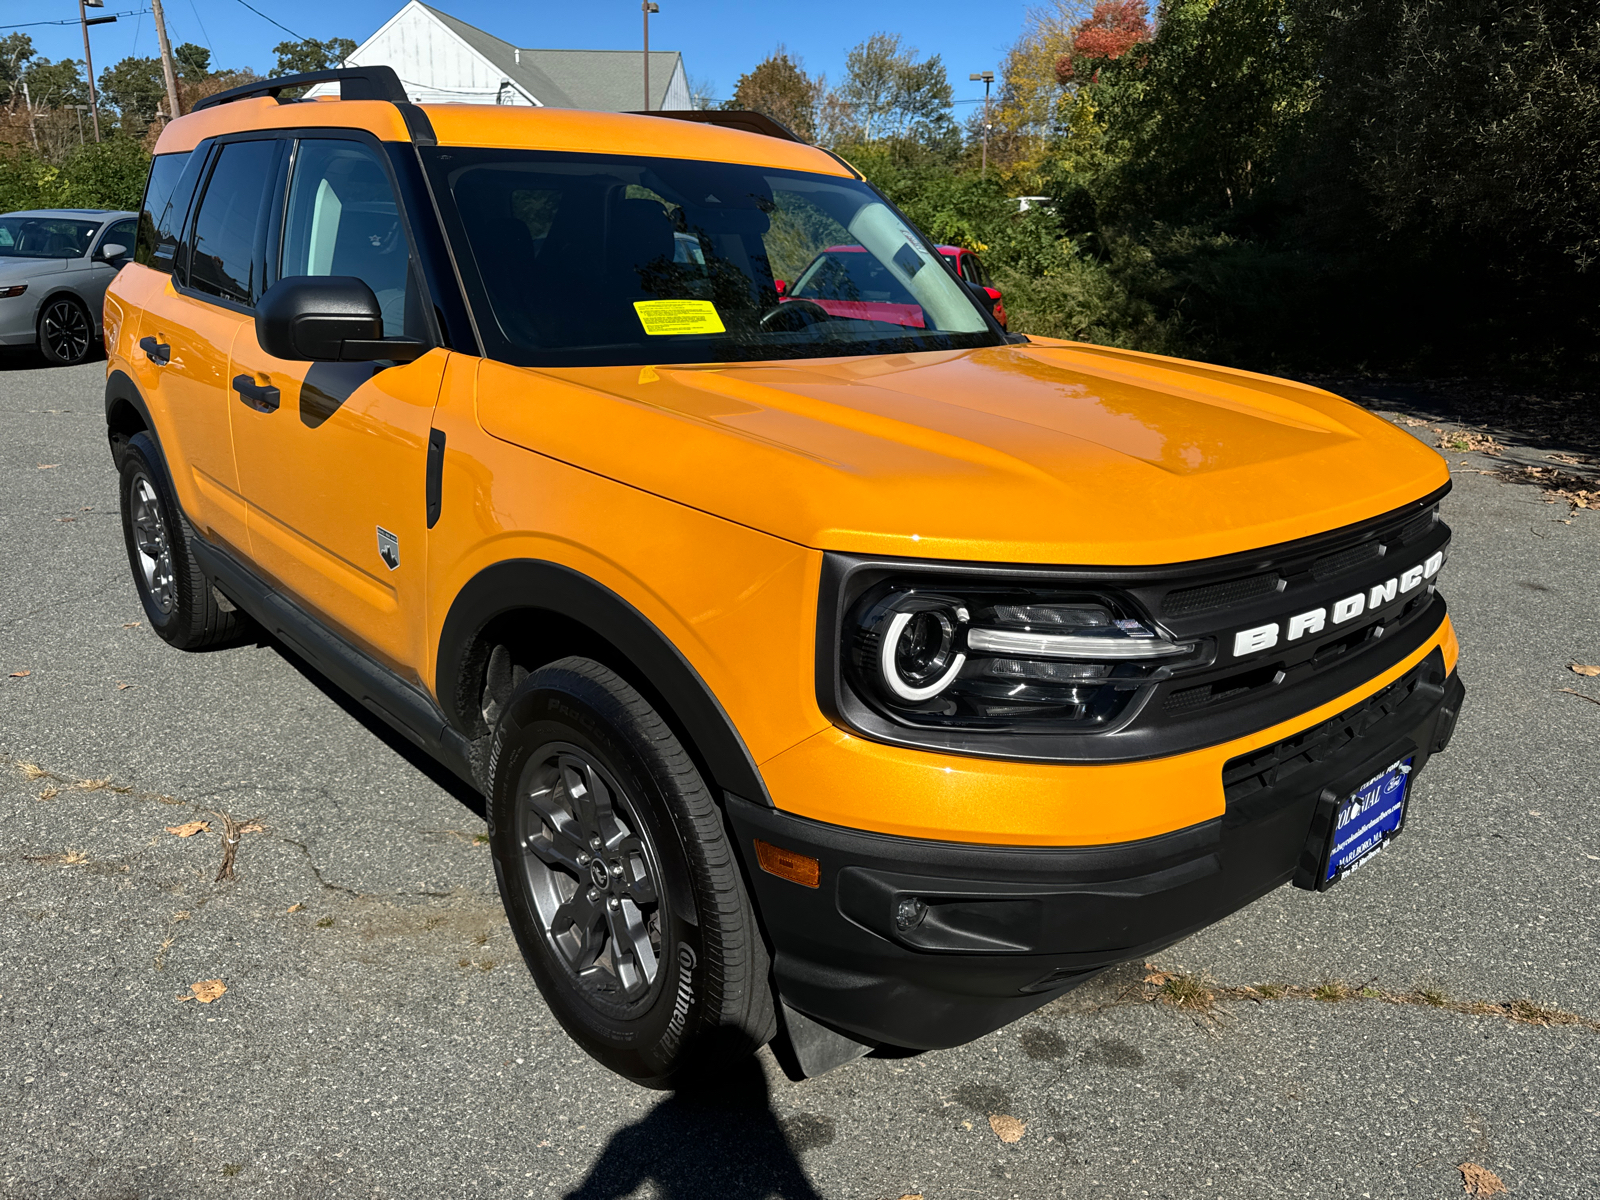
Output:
[[754, 839, 820, 889]]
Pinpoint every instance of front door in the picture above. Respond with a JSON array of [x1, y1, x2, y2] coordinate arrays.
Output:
[[228, 136, 447, 679]]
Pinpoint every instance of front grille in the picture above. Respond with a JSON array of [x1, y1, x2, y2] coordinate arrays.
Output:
[[1221, 653, 1443, 809], [1163, 571, 1281, 617], [1311, 539, 1384, 581]]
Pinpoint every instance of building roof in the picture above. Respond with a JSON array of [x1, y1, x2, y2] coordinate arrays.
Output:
[[419, 4, 683, 110]]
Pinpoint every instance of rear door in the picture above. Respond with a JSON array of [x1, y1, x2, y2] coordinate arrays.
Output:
[[228, 134, 447, 678], [133, 138, 283, 553]]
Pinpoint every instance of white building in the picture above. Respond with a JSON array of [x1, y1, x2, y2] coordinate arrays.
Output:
[[309, 2, 691, 111]]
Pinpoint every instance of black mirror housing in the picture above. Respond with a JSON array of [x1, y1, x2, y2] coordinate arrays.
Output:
[[965, 280, 1000, 318], [256, 276, 426, 363]]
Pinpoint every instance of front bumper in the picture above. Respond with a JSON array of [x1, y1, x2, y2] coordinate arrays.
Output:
[[728, 649, 1464, 1051]]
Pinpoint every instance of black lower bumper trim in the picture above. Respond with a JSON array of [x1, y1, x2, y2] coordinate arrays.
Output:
[[728, 652, 1464, 1051]]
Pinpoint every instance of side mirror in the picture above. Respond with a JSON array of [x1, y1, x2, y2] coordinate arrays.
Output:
[[965, 280, 1001, 319], [256, 275, 427, 363], [98, 243, 128, 261]]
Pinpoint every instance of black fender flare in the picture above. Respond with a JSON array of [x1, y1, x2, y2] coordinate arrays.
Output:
[[105, 369, 164, 465], [436, 559, 773, 807]]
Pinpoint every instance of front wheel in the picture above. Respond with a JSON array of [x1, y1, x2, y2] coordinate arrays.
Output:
[[37, 296, 95, 366], [488, 657, 775, 1088]]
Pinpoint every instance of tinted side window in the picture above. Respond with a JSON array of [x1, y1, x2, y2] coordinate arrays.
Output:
[[281, 139, 421, 338], [135, 150, 198, 272], [187, 139, 281, 306]]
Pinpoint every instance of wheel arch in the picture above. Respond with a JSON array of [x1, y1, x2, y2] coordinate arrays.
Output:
[[437, 559, 773, 808], [105, 369, 158, 467]]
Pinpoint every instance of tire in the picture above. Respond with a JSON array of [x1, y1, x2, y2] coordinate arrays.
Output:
[[117, 431, 241, 650], [488, 656, 776, 1088], [37, 296, 95, 366]]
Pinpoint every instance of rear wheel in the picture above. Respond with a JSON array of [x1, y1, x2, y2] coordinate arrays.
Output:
[[488, 657, 775, 1088], [37, 296, 94, 366], [117, 431, 240, 649]]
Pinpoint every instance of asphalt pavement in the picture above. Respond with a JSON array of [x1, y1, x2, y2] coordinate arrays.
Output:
[[2, 353, 1597, 1199]]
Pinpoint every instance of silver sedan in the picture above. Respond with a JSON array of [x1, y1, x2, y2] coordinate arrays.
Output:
[[0, 208, 139, 366]]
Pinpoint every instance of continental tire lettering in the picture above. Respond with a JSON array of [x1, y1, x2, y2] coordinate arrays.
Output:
[[657, 943, 697, 1057]]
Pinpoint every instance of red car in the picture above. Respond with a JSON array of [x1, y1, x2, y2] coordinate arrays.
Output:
[[780, 244, 1008, 330]]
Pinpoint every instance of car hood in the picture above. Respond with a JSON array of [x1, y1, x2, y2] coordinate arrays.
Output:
[[477, 339, 1449, 566], [0, 257, 66, 278]]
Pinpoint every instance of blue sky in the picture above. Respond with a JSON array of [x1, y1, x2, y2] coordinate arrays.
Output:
[[18, 0, 1032, 111]]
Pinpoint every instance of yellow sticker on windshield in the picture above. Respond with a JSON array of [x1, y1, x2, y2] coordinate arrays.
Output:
[[633, 300, 726, 336]]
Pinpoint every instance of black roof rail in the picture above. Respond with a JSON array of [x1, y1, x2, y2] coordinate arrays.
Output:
[[191, 65, 408, 113], [629, 109, 803, 143]]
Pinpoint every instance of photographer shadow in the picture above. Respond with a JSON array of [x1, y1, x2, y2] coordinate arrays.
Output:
[[564, 1054, 828, 1200]]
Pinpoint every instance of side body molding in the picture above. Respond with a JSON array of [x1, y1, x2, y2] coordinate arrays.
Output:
[[435, 560, 774, 807]]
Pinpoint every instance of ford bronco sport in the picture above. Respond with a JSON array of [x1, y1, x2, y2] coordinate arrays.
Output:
[[104, 66, 1465, 1087]]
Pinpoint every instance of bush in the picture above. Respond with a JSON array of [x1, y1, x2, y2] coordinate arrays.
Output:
[[0, 136, 150, 213]]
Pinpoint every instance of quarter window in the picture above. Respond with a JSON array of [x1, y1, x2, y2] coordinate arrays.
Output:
[[280, 139, 420, 338], [187, 139, 281, 306]]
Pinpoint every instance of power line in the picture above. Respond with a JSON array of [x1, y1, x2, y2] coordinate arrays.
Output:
[[1, 9, 148, 30], [229, 0, 306, 43]]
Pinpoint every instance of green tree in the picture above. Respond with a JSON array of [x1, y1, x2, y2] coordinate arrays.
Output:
[[19, 56, 87, 108], [726, 47, 820, 142], [836, 33, 955, 146], [99, 56, 167, 132], [0, 32, 36, 105], [273, 37, 358, 76], [174, 42, 212, 81]]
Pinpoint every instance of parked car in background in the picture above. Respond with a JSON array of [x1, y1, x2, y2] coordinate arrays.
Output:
[[0, 209, 138, 365], [779, 242, 1008, 331], [937, 244, 1007, 329]]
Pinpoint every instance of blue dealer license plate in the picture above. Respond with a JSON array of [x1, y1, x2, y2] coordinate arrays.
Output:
[[1323, 757, 1413, 885]]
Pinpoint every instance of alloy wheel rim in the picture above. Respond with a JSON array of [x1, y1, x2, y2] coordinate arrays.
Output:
[[516, 744, 665, 1011], [43, 301, 90, 362], [130, 473, 175, 614]]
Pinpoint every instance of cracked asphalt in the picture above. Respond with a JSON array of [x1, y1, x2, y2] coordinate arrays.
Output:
[[2, 355, 1597, 1199]]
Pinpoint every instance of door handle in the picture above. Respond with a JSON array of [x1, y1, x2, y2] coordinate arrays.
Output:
[[232, 374, 280, 413], [139, 336, 170, 365]]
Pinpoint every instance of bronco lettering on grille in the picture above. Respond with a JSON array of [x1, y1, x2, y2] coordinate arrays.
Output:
[[1231, 551, 1443, 659]]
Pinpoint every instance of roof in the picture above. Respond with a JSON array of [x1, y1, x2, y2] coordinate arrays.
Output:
[[2, 209, 133, 220], [418, 4, 684, 110]]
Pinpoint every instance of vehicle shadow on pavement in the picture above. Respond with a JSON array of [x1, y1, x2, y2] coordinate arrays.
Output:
[[263, 631, 488, 819], [564, 1056, 826, 1200]]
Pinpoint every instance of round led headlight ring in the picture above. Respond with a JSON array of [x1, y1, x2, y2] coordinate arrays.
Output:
[[877, 601, 967, 701]]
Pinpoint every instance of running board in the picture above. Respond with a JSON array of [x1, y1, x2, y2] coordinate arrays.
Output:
[[189, 533, 480, 792]]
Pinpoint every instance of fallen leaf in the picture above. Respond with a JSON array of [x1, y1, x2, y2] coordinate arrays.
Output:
[[1569, 664, 1600, 677], [10, 670, 31, 678], [1144, 971, 1172, 985], [57, 516, 76, 523], [165, 821, 210, 838], [286, 903, 304, 914], [897, 1195, 925, 1200], [1529, 811, 1542, 816], [116, 682, 135, 691], [121, 622, 140, 629], [37, 463, 59, 469], [189, 979, 226, 1004], [989, 1114, 1026, 1144], [238, 820, 266, 834], [1459, 1162, 1507, 1196]]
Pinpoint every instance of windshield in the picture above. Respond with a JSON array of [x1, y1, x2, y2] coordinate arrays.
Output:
[[422, 148, 999, 367], [0, 217, 101, 259]]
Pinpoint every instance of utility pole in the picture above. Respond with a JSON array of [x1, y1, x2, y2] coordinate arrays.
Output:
[[22, 78, 38, 152], [642, 1, 658, 110], [77, 0, 108, 142], [150, 0, 183, 122], [969, 71, 994, 179]]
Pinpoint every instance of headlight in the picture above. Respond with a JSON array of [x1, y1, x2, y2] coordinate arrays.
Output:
[[845, 582, 1197, 733]]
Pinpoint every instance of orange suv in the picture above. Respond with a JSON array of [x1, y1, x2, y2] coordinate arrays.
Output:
[[104, 67, 1464, 1087]]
